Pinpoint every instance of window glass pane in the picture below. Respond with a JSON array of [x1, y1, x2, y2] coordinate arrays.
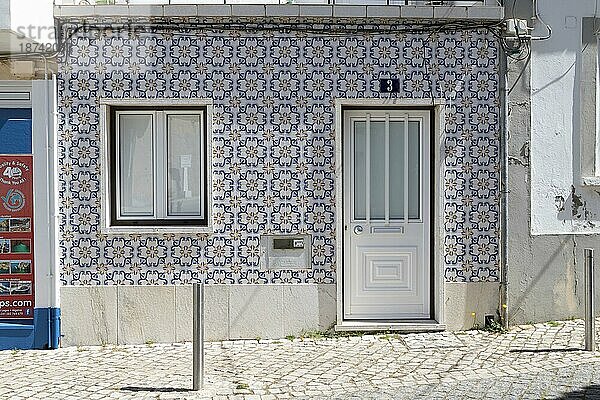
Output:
[[167, 114, 202, 216], [354, 121, 366, 220], [389, 121, 405, 219], [119, 114, 154, 217], [408, 121, 421, 219], [370, 121, 385, 220]]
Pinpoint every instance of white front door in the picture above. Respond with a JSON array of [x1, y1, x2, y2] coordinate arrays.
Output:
[[343, 109, 431, 320]]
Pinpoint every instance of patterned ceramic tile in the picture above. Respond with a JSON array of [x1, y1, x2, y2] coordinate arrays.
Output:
[[57, 24, 500, 285]]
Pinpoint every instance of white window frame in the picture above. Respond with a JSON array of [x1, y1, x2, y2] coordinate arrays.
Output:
[[114, 110, 206, 221], [99, 99, 213, 234]]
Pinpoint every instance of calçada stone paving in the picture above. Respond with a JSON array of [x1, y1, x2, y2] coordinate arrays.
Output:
[[2, 319, 600, 399]]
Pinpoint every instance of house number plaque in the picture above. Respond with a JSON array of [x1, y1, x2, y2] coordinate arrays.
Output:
[[379, 78, 401, 93]]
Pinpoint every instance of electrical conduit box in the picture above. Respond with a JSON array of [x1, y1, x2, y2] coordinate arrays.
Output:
[[260, 235, 311, 270]]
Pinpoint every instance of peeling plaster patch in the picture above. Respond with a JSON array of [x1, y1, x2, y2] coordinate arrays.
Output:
[[567, 186, 596, 223], [508, 142, 530, 167], [520, 142, 530, 164], [555, 196, 565, 212], [571, 185, 585, 217], [508, 156, 526, 166], [554, 186, 598, 224]]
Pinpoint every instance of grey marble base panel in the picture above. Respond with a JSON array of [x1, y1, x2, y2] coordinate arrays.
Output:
[[60, 284, 337, 346]]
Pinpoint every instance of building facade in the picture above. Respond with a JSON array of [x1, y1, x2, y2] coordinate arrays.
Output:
[[54, 3, 505, 345], [506, 0, 600, 324]]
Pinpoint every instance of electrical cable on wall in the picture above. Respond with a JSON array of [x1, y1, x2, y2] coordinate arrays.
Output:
[[505, 0, 552, 96], [531, 0, 552, 41], [0, 9, 544, 101], [2, 17, 511, 60]]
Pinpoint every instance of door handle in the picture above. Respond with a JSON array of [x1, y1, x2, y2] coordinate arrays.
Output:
[[353, 225, 364, 234]]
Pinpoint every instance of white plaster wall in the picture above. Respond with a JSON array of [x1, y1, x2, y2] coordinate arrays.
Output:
[[9, 0, 55, 44], [531, 0, 600, 234]]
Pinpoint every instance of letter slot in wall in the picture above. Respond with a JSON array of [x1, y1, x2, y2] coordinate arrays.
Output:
[[260, 235, 311, 270], [273, 238, 305, 250]]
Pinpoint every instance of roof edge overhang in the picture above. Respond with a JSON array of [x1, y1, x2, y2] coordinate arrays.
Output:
[[54, 4, 504, 22]]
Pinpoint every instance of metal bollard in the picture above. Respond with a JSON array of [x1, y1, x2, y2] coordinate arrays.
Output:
[[193, 283, 204, 390], [585, 249, 595, 351]]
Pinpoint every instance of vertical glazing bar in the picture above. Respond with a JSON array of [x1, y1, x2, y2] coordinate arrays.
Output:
[[384, 114, 390, 225], [366, 114, 371, 223], [156, 111, 165, 219], [115, 114, 121, 219], [403, 114, 409, 224]]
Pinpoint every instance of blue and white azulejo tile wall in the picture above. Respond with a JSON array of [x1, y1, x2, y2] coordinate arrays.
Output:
[[57, 23, 500, 285]]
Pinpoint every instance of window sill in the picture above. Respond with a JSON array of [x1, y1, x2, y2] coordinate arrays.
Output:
[[581, 176, 600, 187], [100, 225, 213, 235]]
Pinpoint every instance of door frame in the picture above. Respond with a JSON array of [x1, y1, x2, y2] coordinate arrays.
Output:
[[334, 98, 447, 330]]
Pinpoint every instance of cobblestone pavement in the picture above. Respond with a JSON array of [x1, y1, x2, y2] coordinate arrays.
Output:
[[3, 320, 600, 399]]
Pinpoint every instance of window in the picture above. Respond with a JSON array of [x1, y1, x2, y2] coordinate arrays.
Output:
[[351, 113, 422, 222], [109, 106, 208, 226]]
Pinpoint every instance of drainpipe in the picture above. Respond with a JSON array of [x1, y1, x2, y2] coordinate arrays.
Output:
[[499, 48, 509, 330], [48, 73, 60, 349], [41, 55, 59, 349], [43, 55, 51, 349]]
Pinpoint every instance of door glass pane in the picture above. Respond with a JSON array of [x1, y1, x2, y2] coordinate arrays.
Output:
[[408, 121, 421, 219], [389, 121, 405, 219], [370, 121, 386, 220], [119, 114, 154, 217], [167, 114, 202, 217], [354, 121, 366, 220]]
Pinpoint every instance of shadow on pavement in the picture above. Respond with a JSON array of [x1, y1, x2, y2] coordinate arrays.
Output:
[[554, 385, 600, 399], [509, 348, 581, 353], [120, 386, 193, 393]]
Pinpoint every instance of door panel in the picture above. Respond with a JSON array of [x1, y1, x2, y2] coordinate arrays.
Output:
[[343, 110, 431, 320]]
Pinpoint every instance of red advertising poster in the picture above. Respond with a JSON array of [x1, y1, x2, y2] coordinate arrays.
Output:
[[0, 155, 34, 319]]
